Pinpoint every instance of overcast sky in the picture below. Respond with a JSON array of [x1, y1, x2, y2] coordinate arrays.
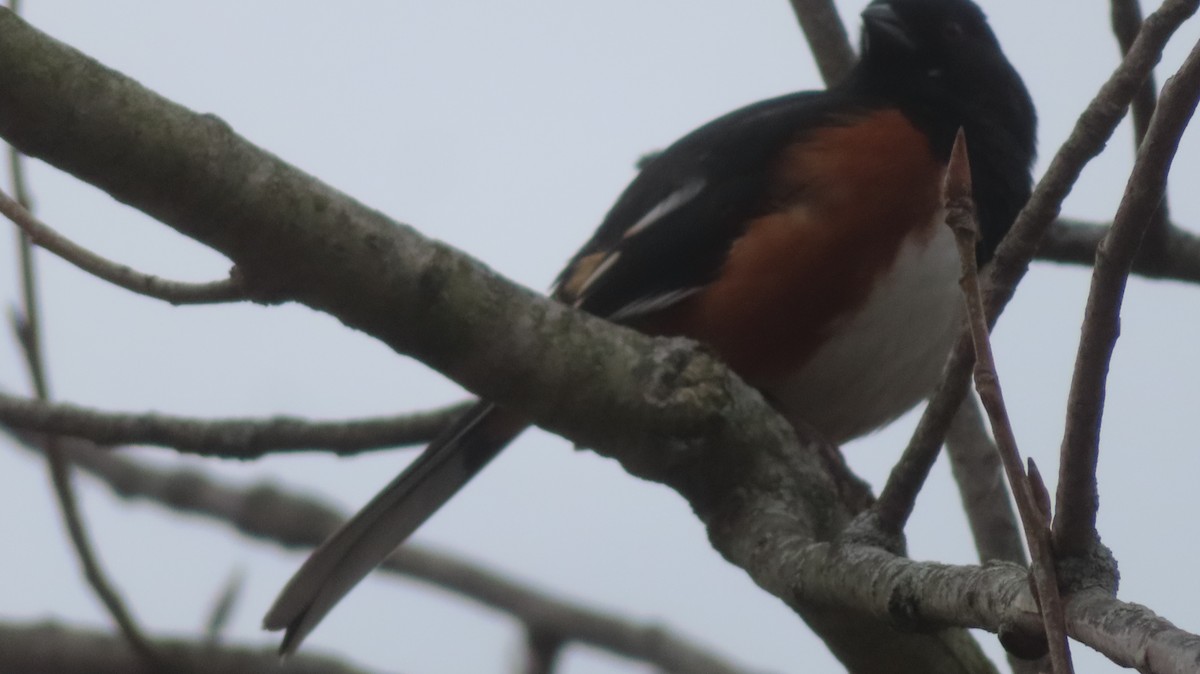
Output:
[[2, 2, 1199, 673]]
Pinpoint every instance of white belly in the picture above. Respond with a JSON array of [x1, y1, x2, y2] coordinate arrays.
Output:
[[765, 218, 964, 443]]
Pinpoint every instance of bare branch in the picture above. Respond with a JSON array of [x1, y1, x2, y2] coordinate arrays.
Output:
[[0, 391, 467, 457], [1039, 218, 1200, 282], [0, 426, 768, 674], [1111, 0, 1160, 148], [1109, 0, 1173, 262], [520, 628, 564, 674], [945, 395, 1026, 566], [944, 130, 1072, 674], [0, 621, 379, 674], [786, 0, 855, 84], [869, 0, 1199, 538], [1053, 38, 1200, 560], [0, 187, 245, 304]]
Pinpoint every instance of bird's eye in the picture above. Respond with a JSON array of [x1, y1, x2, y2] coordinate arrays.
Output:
[[942, 21, 966, 41]]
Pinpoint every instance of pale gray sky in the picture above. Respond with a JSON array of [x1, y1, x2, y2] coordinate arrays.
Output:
[[2, 2, 1199, 672]]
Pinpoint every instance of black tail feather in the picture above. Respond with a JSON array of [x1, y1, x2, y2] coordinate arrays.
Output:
[[263, 402, 529, 654]]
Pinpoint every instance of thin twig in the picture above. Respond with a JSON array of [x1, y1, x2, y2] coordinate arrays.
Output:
[[0, 187, 244, 305], [786, 0, 856, 84], [869, 0, 1199, 538], [944, 130, 1073, 674], [1111, 0, 1160, 148], [0, 391, 468, 457], [10, 306, 162, 666], [1053, 39, 1200, 560], [9, 281, 162, 663], [204, 568, 245, 645]]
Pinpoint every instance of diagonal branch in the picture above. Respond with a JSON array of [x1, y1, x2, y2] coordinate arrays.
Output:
[[944, 394, 1026, 566], [1111, 0, 1161, 149], [1109, 0, 1173, 262], [1053, 38, 1200, 560], [0, 391, 467, 458]]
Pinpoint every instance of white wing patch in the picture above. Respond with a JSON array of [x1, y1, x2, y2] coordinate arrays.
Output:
[[607, 287, 702, 321], [556, 178, 706, 312], [622, 179, 705, 240], [574, 251, 621, 299]]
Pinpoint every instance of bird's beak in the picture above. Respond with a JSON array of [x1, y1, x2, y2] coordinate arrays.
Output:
[[862, 2, 916, 52]]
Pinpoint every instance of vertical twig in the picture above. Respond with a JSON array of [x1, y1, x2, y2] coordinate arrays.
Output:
[[5, 1, 160, 659], [786, 0, 856, 85], [7, 190, 162, 668], [520, 627, 564, 674], [1110, 0, 1172, 261], [944, 131, 1073, 674], [1111, 0, 1160, 147], [1053, 40, 1200, 560]]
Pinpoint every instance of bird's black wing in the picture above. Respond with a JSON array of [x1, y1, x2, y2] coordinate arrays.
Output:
[[553, 90, 851, 319]]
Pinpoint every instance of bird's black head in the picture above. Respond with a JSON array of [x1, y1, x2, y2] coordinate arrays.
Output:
[[861, 0, 1000, 82], [855, 0, 1033, 147], [853, 0, 1037, 262]]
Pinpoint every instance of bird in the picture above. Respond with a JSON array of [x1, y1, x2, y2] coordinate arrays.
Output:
[[265, 0, 1036, 654]]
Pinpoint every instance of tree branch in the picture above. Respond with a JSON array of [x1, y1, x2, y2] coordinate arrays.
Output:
[[944, 395, 1026, 566], [1111, 0, 1160, 149], [1109, 0, 1173, 262], [1053, 38, 1200, 560], [0, 391, 467, 458], [0, 187, 245, 305]]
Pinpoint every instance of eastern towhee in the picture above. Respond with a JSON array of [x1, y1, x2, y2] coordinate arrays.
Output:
[[266, 0, 1036, 652]]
